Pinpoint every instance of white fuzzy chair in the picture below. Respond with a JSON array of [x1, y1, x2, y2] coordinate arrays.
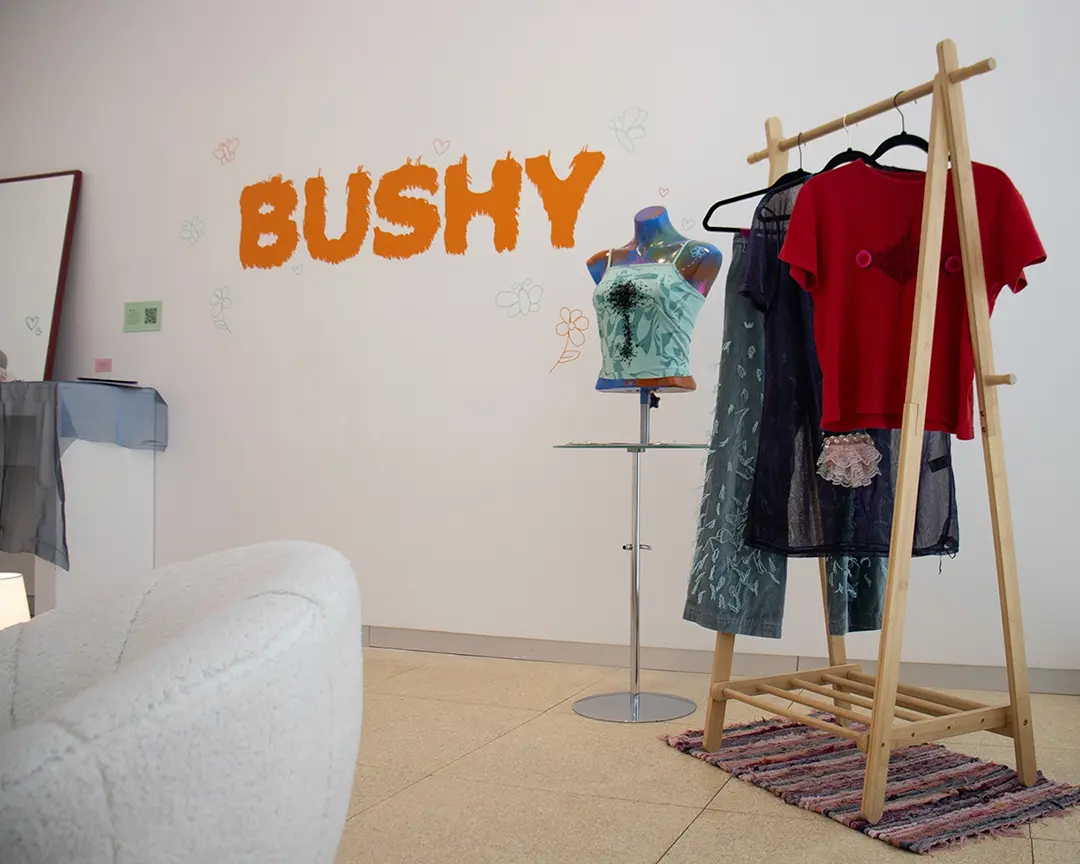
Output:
[[0, 541, 363, 864]]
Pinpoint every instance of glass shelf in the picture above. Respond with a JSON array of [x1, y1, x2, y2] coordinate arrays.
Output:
[[554, 442, 709, 450]]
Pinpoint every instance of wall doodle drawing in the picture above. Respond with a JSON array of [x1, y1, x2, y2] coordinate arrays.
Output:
[[658, 187, 670, 198], [432, 138, 451, 156], [609, 107, 647, 153], [681, 217, 696, 231], [213, 138, 240, 164], [24, 316, 42, 336], [550, 307, 589, 372], [210, 288, 232, 333], [238, 148, 605, 268], [180, 217, 205, 245], [496, 278, 543, 318]]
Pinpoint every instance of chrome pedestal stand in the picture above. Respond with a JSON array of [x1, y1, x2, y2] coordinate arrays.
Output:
[[562, 389, 698, 724]]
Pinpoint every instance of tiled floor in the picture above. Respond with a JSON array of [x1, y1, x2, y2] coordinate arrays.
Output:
[[335, 649, 1080, 863]]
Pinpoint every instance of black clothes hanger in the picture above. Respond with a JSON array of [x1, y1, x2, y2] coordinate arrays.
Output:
[[703, 134, 811, 233], [870, 92, 929, 161], [820, 113, 880, 172]]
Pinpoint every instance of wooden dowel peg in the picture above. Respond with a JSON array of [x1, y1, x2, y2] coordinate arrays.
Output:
[[986, 373, 1016, 386]]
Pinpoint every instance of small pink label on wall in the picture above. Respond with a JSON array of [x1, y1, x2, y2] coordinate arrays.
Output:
[[94, 358, 113, 373]]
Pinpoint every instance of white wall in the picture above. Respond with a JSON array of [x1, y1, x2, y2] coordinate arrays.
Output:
[[1, 0, 1077, 670]]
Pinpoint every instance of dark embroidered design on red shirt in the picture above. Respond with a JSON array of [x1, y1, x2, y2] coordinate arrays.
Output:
[[871, 218, 919, 285], [607, 278, 648, 362]]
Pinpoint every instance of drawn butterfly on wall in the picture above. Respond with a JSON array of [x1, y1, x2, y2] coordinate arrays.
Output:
[[209, 287, 232, 333], [213, 138, 240, 164], [180, 216, 205, 245], [609, 107, 648, 154], [495, 278, 543, 318]]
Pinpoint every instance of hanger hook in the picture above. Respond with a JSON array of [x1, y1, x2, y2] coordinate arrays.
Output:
[[893, 91, 906, 134], [842, 113, 851, 149], [797, 131, 804, 170]]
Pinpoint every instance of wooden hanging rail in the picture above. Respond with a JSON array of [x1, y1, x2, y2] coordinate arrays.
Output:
[[746, 57, 995, 165], [700, 38, 1038, 826]]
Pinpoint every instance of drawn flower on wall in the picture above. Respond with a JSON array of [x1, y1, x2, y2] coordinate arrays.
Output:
[[210, 287, 232, 333], [550, 306, 590, 372], [180, 216, 205, 245], [495, 278, 543, 318], [609, 107, 648, 154], [213, 138, 240, 164]]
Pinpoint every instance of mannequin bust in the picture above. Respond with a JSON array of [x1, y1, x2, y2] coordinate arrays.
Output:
[[587, 206, 721, 392]]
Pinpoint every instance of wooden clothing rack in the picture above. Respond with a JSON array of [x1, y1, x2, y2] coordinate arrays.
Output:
[[702, 38, 1037, 823]]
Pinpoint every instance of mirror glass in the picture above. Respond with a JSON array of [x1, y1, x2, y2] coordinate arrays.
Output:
[[0, 171, 81, 381]]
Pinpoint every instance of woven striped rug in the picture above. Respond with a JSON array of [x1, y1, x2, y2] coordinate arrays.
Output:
[[663, 714, 1080, 854]]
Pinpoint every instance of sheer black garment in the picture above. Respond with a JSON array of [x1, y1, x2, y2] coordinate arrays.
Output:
[[741, 180, 959, 557]]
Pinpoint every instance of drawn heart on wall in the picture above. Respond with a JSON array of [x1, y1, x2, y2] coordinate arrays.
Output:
[[25, 316, 42, 335], [681, 218, 696, 231], [432, 138, 451, 156], [658, 187, 670, 198], [292, 264, 304, 275]]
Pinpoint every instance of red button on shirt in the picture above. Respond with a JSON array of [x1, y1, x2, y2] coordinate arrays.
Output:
[[779, 160, 1045, 440]]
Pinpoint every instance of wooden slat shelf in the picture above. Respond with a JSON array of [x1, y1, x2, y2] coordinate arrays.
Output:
[[713, 664, 1015, 757]]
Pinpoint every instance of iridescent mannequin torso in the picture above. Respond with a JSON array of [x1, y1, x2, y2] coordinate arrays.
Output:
[[587, 206, 721, 391]]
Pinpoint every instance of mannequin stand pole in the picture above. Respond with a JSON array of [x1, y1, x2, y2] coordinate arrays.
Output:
[[573, 388, 697, 723]]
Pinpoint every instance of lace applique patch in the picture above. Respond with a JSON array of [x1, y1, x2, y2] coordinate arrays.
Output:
[[817, 432, 883, 488]]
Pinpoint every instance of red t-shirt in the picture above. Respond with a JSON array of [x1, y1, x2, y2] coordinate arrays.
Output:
[[780, 160, 1045, 439]]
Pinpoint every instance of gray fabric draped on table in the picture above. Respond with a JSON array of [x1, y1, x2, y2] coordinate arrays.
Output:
[[0, 382, 168, 570]]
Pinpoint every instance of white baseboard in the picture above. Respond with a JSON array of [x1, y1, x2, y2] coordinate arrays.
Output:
[[367, 626, 1080, 696]]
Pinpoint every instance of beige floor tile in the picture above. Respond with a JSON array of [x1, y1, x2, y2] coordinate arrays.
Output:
[[947, 741, 1080, 785], [335, 774, 698, 864], [659, 810, 1034, 863], [946, 691, 1080, 751], [437, 710, 729, 808], [1030, 694, 1080, 750], [358, 693, 537, 774], [365, 655, 610, 711], [1034, 839, 1080, 862], [346, 762, 428, 817], [706, 774, 817, 821], [363, 647, 447, 665], [1032, 806, 1080, 843], [363, 648, 449, 684]]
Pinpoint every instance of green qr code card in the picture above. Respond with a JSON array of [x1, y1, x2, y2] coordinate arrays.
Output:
[[124, 301, 163, 333]]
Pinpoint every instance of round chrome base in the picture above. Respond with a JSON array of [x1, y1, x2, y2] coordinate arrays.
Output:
[[572, 691, 697, 723]]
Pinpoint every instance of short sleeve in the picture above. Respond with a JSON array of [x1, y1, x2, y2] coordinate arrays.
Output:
[[779, 181, 820, 292], [741, 204, 779, 312], [991, 174, 1045, 295]]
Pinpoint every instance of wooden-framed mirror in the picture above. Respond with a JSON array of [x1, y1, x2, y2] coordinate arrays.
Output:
[[0, 170, 82, 381]]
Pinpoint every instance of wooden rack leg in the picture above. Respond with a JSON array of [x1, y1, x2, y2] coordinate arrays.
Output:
[[819, 558, 852, 724], [937, 38, 1037, 784], [703, 632, 735, 751], [861, 70, 952, 824]]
